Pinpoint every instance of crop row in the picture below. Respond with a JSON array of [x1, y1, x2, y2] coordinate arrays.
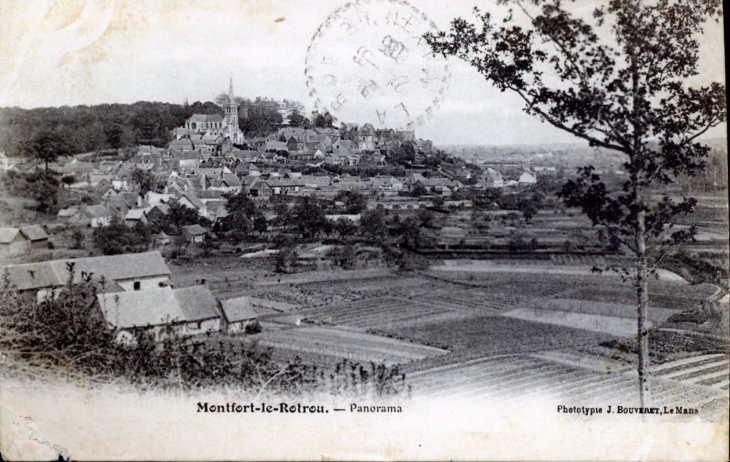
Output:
[[300, 297, 464, 329], [297, 276, 430, 294], [410, 291, 520, 313], [254, 326, 445, 364], [409, 354, 726, 416]]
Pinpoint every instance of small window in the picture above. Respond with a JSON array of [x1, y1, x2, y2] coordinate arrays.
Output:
[[133, 281, 141, 291]]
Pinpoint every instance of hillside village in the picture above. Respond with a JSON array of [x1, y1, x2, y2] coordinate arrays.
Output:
[[0, 85, 727, 414]]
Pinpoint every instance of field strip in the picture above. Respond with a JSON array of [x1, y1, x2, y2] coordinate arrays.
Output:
[[710, 379, 729, 389], [523, 373, 616, 398], [671, 367, 728, 384], [408, 355, 527, 379], [530, 350, 631, 373], [465, 367, 576, 399], [261, 336, 444, 359], [652, 354, 726, 373], [501, 308, 643, 337], [657, 361, 727, 380], [655, 329, 728, 342], [544, 376, 632, 401], [409, 359, 543, 389], [430, 263, 607, 276], [422, 364, 561, 398], [408, 358, 541, 388]]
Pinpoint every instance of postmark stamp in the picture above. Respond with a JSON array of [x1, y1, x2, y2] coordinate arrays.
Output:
[[305, 0, 451, 130]]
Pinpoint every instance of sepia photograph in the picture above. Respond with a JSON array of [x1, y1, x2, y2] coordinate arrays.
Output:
[[0, 0, 727, 460]]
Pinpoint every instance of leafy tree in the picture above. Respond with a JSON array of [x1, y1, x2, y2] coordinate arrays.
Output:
[[396, 216, 426, 249], [253, 215, 268, 236], [92, 217, 152, 255], [292, 196, 328, 238], [274, 243, 299, 273], [131, 168, 155, 193], [287, 109, 306, 127], [312, 111, 334, 128], [24, 130, 73, 173], [410, 182, 428, 197], [334, 217, 358, 239], [24, 172, 60, 214], [328, 244, 357, 269], [61, 174, 76, 189], [71, 229, 86, 250], [336, 189, 367, 214], [241, 100, 283, 137], [163, 202, 205, 233], [272, 200, 293, 231], [426, 0, 726, 406], [517, 192, 542, 223], [416, 209, 436, 228], [360, 207, 388, 241], [220, 193, 259, 242], [388, 143, 416, 165]]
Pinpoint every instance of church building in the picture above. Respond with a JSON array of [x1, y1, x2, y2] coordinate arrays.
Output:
[[176, 77, 245, 146]]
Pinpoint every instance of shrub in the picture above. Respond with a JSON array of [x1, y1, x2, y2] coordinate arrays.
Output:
[[245, 321, 263, 335]]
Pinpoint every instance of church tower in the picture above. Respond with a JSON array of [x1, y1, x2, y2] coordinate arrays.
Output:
[[224, 75, 244, 143]]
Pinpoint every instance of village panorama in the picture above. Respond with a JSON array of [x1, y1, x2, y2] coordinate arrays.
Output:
[[0, 78, 727, 418]]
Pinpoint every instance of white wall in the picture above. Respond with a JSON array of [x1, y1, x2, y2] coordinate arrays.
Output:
[[116, 276, 170, 292]]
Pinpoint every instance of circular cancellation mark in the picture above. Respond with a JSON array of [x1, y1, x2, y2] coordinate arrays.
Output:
[[305, 0, 451, 130]]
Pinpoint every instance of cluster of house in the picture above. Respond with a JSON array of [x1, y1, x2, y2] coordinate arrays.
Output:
[[48, 140, 539, 237], [1, 251, 283, 344]]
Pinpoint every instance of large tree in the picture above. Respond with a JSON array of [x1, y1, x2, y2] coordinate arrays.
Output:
[[24, 130, 72, 173], [426, 0, 726, 407]]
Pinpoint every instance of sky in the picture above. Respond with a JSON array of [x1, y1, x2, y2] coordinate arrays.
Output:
[[0, 0, 726, 145]]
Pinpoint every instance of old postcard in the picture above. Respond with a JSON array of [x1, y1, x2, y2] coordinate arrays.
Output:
[[0, 0, 727, 460]]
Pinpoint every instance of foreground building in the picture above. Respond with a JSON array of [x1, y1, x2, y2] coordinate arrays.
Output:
[[1, 251, 171, 302], [0, 226, 50, 259], [97, 285, 220, 344]]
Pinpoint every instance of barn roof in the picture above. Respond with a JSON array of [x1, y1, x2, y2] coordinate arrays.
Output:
[[219, 296, 278, 322], [0, 228, 21, 244], [1, 262, 61, 291], [97, 287, 185, 328], [97, 285, 220, 328], [175, 286, 219, 321], [1, 251, 171, 291], [19, 225, 49, 242]]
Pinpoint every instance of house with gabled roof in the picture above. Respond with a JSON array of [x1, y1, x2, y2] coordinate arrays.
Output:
[[175, 192, 207, 217], [146, 204, 170, 225], [266, 178, 304, 195], [0, 228, 28, 258], [182, 224, 208, 243], [483, 168, 505, 188], [246, 177, 273, 199], [96, 285, 220, 344], [519, 169, 537, 185], [2, 251, 172, 302], [209, 173, 242, 193], [125, 208, 149, 227], [219, 296, 277, 334], [19, 225, 49, 249]]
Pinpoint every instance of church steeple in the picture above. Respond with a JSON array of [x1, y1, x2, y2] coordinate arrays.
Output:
[[223, 74, 243, 144]]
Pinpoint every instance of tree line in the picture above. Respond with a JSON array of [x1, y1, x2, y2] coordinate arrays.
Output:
[[0, 98, 286, 158]]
